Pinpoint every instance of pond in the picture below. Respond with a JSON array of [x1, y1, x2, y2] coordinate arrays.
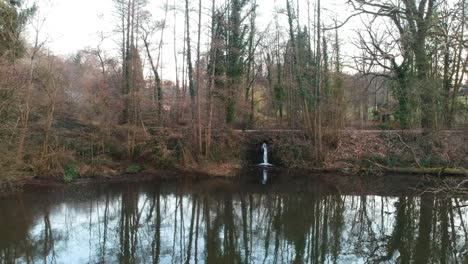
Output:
[[0, 171, 467, 264]]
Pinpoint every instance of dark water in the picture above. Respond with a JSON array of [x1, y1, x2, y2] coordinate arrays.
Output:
[[0, 172, 467, 264]]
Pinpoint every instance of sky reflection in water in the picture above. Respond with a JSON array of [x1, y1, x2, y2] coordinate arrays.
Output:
[[0, 175, 467, 264]]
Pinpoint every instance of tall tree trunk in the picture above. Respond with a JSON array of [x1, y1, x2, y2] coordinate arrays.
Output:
[[247, 2, 257, 126], [16, 54, 34, 162], [315, 0, 322, 158], [17, 22, 42, 162], [185, 0, 196, 127], [409, 0, 435, 129], [448, 0, 466, 127], [196, 0, 203, 154], [173, 0, 181, 123], [123, 0, 133, 124], [142, 36, 162, 121], [156, 0, 169, 119], [286, 0, 313, 135], [205, 0, 217, 157], [42, 68, 59, 162]]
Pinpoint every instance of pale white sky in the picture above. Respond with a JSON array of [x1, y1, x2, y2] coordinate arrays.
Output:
[[29, 0, 359, 80]]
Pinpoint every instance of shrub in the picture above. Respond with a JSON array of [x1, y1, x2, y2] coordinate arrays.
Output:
[[64, 165, 78, 183], [126, 164, 142, 174]]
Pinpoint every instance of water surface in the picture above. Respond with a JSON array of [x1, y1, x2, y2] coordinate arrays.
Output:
[[0, 172, 467, 264]]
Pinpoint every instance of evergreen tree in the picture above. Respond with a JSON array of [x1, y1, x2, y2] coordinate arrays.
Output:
[[225, 0, 250, 124], [0, 0, 36, 61]]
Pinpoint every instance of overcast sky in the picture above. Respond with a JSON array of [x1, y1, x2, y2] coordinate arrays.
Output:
[[29, 0, 359, 80]]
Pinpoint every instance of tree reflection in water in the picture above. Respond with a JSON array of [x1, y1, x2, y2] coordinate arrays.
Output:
[[0, 181, 467, 264]]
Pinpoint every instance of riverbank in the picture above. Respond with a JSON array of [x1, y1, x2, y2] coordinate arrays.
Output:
[[1, 163, 467, 197], [323, 129, 468, 174], [0, 164, 239, 195], [2, 166, 467, 199], [1, 125, 467, 194]]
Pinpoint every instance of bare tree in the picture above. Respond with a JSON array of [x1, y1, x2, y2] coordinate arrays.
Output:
[[16, 9, 47, 162], [195, 0, 202, 154]]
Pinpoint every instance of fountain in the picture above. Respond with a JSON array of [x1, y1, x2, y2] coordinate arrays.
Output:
[[259, 142, 272, 166], [257, 142, 272, 185]]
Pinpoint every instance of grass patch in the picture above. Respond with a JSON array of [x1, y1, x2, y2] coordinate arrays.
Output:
[[126, 164, 143, 174], [63, 165, 78, 183]]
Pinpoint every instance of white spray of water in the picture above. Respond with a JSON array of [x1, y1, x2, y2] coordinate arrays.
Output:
[[259, 142, 272, 166]]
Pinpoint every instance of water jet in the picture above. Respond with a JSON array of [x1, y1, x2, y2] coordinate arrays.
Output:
[[259, 142, 272, 166]]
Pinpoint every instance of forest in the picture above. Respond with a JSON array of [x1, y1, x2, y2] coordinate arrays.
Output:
[[0, 0, 467, 183]]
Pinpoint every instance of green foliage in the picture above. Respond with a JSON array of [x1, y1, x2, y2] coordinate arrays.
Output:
[[150, 143, 176, 169], [125, 164, 142, 174], [168, 138, 183, 162], [390, 77, 411, 129], [221, 0, 251, 124], [226, 100, 236, 124], [63, 165, 78, 183], [62, 136, 102, 163], [454, 96, 468, 123], [105, 141, 127, 160], [0, 0, 36, 61], [371, 109, 379, 119], [207, 12, 226, 92]]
